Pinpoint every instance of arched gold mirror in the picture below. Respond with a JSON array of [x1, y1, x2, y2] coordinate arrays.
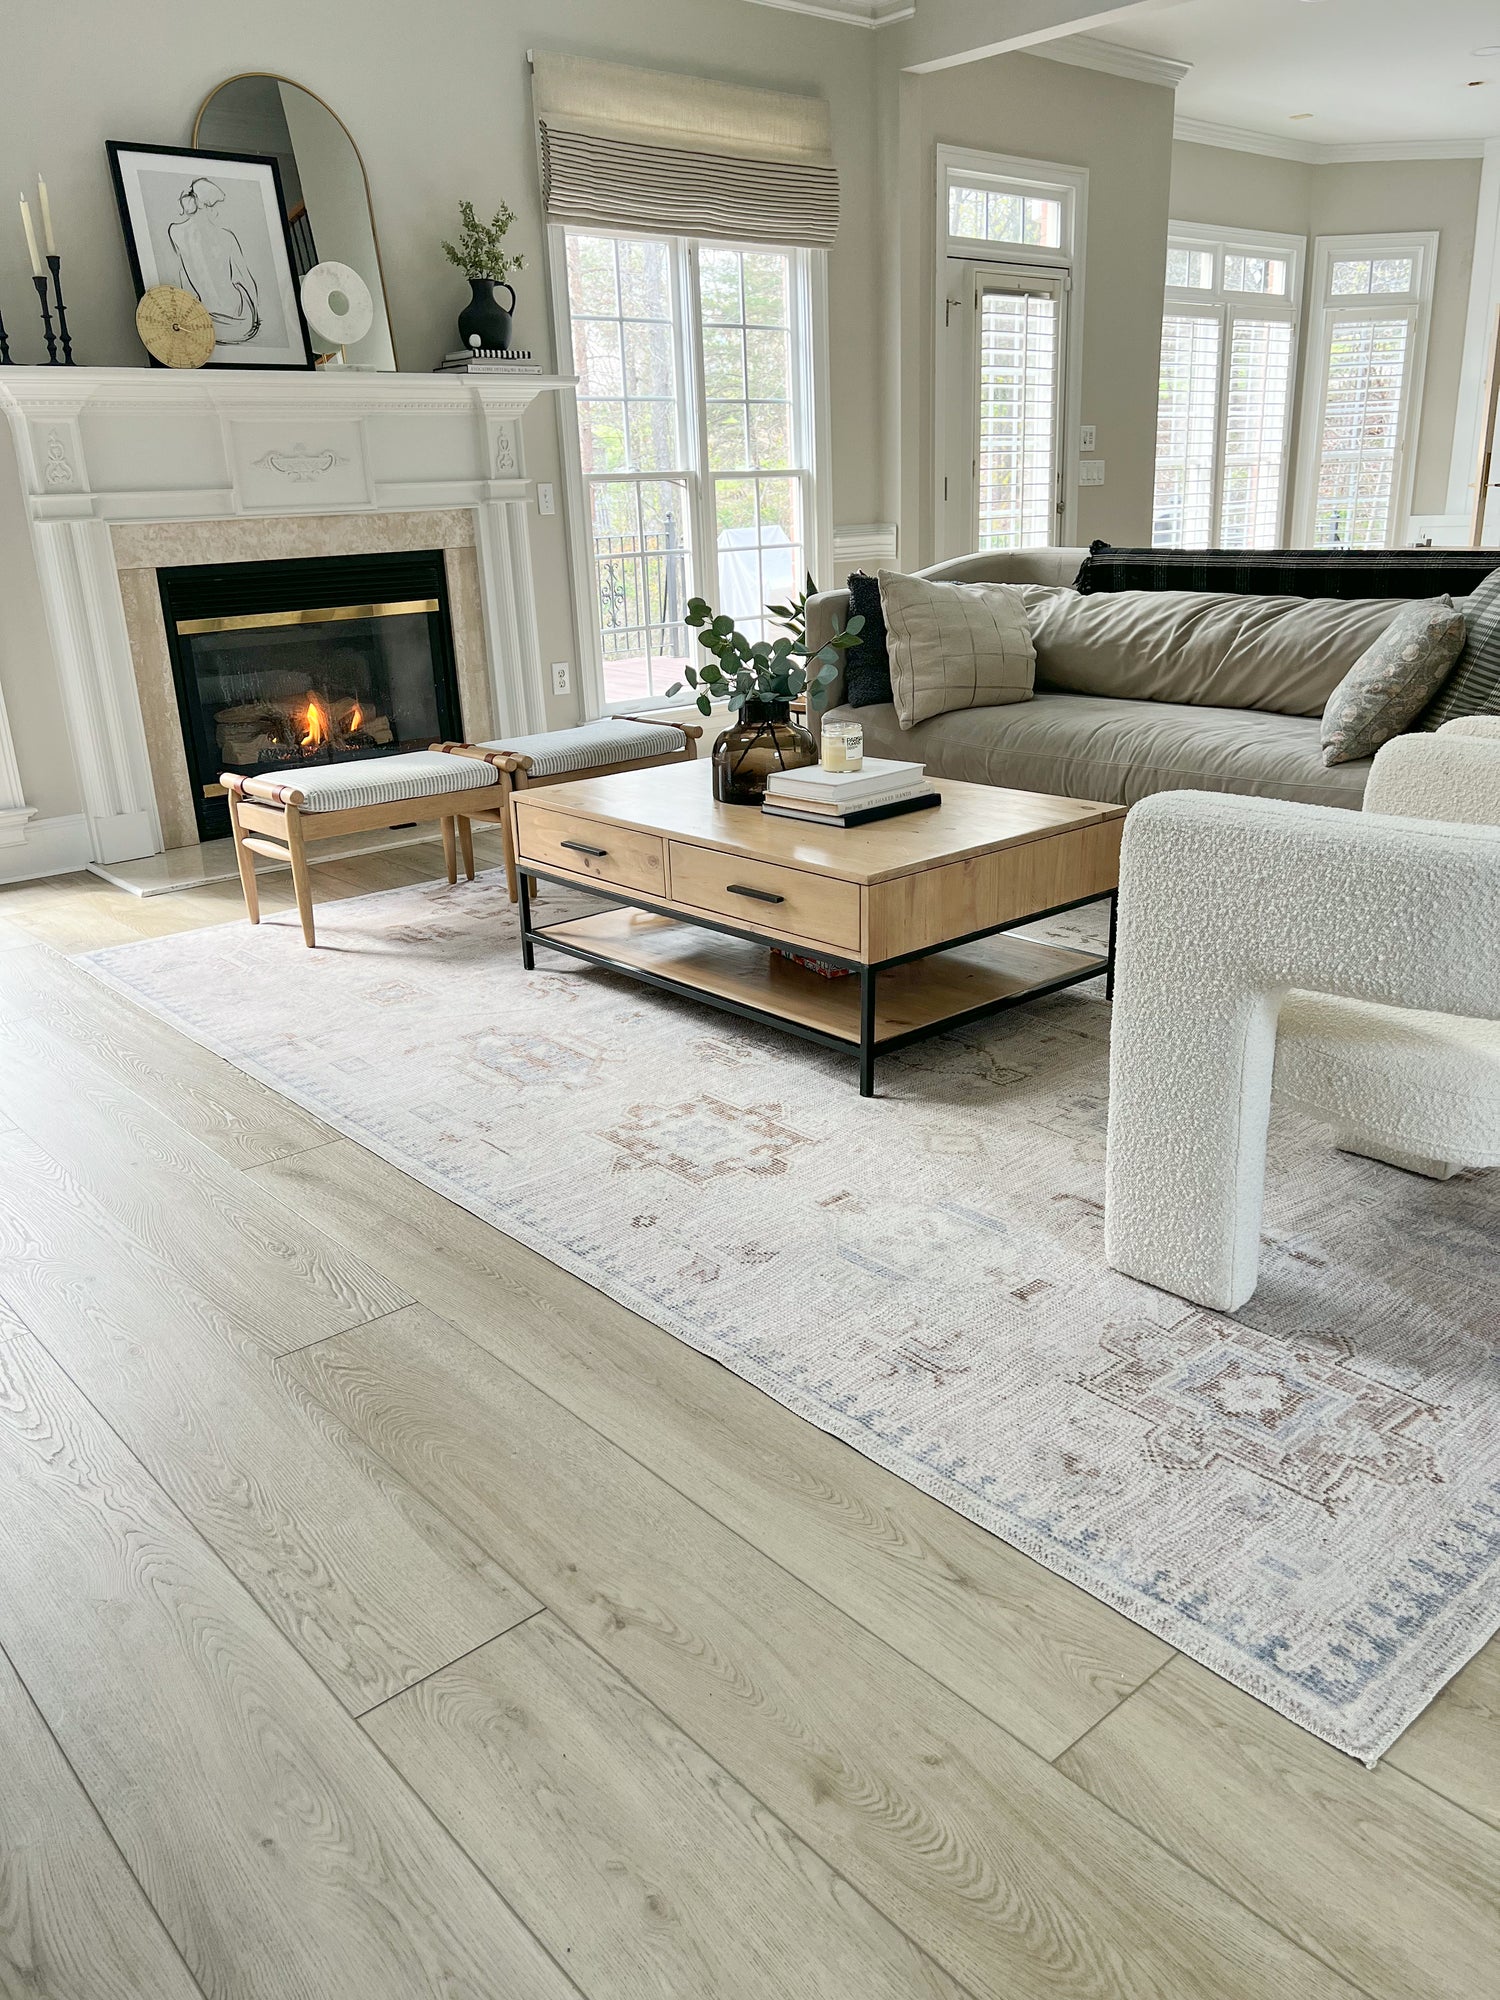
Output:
[[193, 74, 397, 370]]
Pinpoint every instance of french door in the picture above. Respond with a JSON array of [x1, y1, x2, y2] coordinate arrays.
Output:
[[940, 262, 1067, 558]]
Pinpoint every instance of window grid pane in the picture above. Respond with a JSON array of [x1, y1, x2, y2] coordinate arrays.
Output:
[[949, 181, 1063, 250], [1154, 312, 1220, 547], [1313, 314, 1410, 548], [591, 477, 694, 704], [975, 290, 1057, 551], [698, 245, 796, 476], [1219, 316, 1293, 549], [1166, 246, 1214, 290], [715, 475, 804, 643]]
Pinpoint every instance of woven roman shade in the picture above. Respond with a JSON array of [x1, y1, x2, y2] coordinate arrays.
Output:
[[532, 51, 838, 248]]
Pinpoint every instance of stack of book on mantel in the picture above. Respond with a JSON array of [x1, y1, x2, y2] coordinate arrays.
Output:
[[436, 350, 542, 374], [762, 759, 940, 827]]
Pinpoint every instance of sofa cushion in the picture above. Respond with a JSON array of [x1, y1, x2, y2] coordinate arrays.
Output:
[[1320, 597, 1466, 764], [1075, 541, 1500, 601], [1028, 588, 1403, 718], [820, 693, 1371, 811], [878, 569, 1035, 728]]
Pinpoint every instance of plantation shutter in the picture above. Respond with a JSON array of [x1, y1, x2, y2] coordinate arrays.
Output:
[[531, 52, 839, 248]]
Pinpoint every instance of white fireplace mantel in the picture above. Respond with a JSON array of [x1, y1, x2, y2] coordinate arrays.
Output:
[[0, 365, 574, 871]]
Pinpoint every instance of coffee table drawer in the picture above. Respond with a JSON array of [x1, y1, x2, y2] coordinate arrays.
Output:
[[669, 842, 860, 952], [517, 806, 667, 897]]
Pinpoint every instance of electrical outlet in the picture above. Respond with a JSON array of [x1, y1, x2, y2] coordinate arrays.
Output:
[[1079, 424, 1097, 452], [550, 660, 571, 696], [1078, 459, 1106, 487], [537, 483, 556, 516]]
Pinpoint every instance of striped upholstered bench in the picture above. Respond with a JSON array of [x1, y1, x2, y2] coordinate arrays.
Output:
[[438, 715, 701, 900], [222, 749, 503, 948]]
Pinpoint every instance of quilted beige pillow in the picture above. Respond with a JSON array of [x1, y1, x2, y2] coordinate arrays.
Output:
[[878, 569, 1036, 728]]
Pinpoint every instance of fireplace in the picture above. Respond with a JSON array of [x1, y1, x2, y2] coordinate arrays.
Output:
[[158, 550, 464, 841]]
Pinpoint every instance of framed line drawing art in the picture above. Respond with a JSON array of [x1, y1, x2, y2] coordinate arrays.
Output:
[[107, 141, 314, 369]]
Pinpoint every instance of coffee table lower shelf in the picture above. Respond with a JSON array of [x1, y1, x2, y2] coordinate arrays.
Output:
[[523, 901, 1109, 1096]]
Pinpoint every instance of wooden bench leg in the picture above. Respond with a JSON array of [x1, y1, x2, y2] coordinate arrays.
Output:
[[284, 807, 317, 949], [457, 815, 476, 882], [226, 788, 261, 926], [441, 815, 458, 886]]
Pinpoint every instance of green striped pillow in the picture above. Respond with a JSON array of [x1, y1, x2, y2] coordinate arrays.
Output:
[[1421, 565, 1500, 729]]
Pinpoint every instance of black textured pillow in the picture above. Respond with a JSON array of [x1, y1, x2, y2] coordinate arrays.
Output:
[[842, 571, 892, 707], [1076, 540, 1500, 602]]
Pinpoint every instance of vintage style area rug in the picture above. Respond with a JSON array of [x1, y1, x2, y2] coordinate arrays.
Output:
[[81, 873, 1500, 1762]]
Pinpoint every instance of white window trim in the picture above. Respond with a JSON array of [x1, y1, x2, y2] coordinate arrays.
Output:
[[1157, 220, 1305, 548], [1292, 230, 1439, 549], [545, 222, 831, 718], [934, 145, 1088, 558]]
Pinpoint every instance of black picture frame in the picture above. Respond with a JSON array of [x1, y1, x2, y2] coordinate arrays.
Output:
[[106, 140, 314, 370]]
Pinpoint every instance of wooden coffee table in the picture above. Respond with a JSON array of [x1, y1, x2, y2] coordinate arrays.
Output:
[[511, 762, 1124, 1095]]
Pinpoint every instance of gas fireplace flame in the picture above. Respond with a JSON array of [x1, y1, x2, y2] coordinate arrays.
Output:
[[300, 695, 328, 751], [348, 700, 364, 733]]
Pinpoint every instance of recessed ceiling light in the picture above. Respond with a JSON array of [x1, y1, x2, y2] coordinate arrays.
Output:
[[1469, 79, 1490, 87], [1474, 45, 1500, 57], [1289, 112, 1314, 120]]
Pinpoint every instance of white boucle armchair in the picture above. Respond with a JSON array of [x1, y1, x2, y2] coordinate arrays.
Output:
[[1104, 721, 1500, 1312]]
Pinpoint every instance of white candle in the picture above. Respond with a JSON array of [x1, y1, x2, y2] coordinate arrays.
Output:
[[37, 176, 55, 256], [19, 193, 43, 277]]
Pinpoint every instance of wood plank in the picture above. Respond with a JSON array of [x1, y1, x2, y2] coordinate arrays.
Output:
[[366, 1611, 971, 2000], [514, 763, 1123, 884], [256, 1140, 1167, 1759], [0, 1010, 409, 1350], [1055, 1656, 1500, 2000], [537, 908, 1100, 1038], [1384, 1636, 1500, 1829], [0, 1639, 203, 2000], [0, 943, 329, 1169], [0, 1118, 538, 1714], [0, 1309, 578, 2000], [287, 1304, 1357, 2000]]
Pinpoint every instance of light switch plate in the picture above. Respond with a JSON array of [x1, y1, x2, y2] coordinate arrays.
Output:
[[551, 661, 571, 695], [1079, 424, 1096, 452], [537, 483, 556, 515], [1078, 460, 1106, 486]]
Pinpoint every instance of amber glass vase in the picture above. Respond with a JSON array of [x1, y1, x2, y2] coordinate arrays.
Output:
[[712, 696, 818, 805]]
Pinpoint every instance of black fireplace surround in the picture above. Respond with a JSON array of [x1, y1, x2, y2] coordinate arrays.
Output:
[[159, 549, 464, 841]]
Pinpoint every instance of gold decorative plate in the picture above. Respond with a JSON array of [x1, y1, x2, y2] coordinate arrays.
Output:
[[136, 286, 216, 368]]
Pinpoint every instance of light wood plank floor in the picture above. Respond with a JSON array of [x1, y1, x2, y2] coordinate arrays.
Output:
[[0, 842, 1495, 2000]]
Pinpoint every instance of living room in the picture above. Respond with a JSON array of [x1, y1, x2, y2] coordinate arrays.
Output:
[[0, 1, 1496, 1996]]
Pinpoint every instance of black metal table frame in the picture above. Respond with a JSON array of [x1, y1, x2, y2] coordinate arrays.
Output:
[[518, 867, 1117, 1097]]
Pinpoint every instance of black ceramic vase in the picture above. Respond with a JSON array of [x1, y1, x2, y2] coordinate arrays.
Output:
[[712, 695, 818, 806], [457, 277, 516, 353]]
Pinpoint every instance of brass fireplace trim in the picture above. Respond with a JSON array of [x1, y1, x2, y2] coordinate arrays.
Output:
[[174, 598, 440, 637]]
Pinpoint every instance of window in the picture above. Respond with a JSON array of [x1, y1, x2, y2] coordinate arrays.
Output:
[[935, 148, 1085, 558], [1153, 227, 1302, 549], [559, 227, 822, 708], [1296, 234, 1436, 549]]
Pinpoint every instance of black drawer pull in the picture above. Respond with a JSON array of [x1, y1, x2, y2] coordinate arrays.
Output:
[[726, 882, 785, 904], [560, 839, 608, 858]]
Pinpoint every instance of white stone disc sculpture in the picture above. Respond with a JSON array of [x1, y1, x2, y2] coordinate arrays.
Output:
[[300, 262, 375, 354]]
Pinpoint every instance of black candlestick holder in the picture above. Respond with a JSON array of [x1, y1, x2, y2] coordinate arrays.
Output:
[[32, 273, 58, 364], [0, 298, 12, 365], [46, 255, 74, 364]]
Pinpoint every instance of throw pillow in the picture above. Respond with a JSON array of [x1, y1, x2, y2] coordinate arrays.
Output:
[[842, 570, 892, 707], [1320, 596, 1467, 766], [878, 568, 1036, 729], [1419, 565, 1500, 730]]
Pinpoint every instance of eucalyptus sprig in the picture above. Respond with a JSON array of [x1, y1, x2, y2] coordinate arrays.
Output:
[[441, 199, 526, 282], [667, 595, 864, 718]]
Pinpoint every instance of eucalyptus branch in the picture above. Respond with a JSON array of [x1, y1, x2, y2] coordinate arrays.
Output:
[[666, 594, 864, 718]]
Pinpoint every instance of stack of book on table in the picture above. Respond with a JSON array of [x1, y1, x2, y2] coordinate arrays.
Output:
[[761, 759, 939, 827], [436, 350, 542, 374]]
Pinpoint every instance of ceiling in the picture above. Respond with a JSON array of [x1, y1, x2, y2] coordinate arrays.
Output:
[[1078, 0, 1500, 147]]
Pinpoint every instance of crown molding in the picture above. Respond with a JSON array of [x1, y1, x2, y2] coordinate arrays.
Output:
[[1035, 37, 1191, 90], [739, 0, 913, 24], [1174, 116, 1488, 167]]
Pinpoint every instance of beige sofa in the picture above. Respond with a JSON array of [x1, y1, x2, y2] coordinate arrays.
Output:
[[805, 549, 1379, 810]]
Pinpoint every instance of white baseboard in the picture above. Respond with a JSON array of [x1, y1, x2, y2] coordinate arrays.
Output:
[[0, 813, 91, 885]]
